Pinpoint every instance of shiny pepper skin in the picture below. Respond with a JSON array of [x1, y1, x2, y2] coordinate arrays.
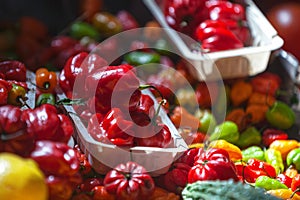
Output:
[[103, 161, 155, 200]]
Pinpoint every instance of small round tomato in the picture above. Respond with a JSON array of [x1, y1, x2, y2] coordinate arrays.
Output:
[[35, 68, 57, 93]]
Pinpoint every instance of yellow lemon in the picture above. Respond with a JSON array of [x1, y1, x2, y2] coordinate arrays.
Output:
[[0, 153, 48, 200]]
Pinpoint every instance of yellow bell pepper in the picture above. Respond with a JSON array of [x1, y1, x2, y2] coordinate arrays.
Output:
[[208, 139, 242, 161], [269, 140, 299, 160]]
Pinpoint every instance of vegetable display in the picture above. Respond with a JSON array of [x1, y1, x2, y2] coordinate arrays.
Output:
[[0, 1, 299, 200]]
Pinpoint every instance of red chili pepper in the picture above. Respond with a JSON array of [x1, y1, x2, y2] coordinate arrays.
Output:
[[0, 105, 34, 156], [262, 129, 288, 147], [59, 51, 108, 95], [21, 104, 73, 143], [164, 0, 209, 36], [276, 173, 293, 188], [176, 148, 201, 167], [134, 120, 172, 148], [188, 147, 239, 183], [103, 161, 155, 200], [236, 158, 277, 183], [85, 64, 141, 115], [0, 79, 12, 105], [291, 174, 300, 195], [30, 140, 80, 176], [0, 60, 27, 82], [195, 81, 219, 108], [130, 93, 155, 126], [162, 162, 191, 194], [74, 144, 93, 176], [195, 19, 251, 45], [199, 27, 244, 52], [88, 108, 134, 146], [206, 0, 246, 21]]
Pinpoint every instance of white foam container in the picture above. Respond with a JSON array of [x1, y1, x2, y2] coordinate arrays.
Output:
[[56, 89, 188, 176], [143, 0, 284, 80]]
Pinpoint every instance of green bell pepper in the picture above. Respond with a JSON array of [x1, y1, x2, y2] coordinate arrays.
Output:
[[265, 148, 284, 175], [235, 126, 262, 149], [266, 101, 296, 130], [242, 146, 265, 162], [70, 21, 100, 40], [286, 148, 300, 171], [209, 121, 239, 143], [123, 51, 160, 73], [255, 176, 288, 191]]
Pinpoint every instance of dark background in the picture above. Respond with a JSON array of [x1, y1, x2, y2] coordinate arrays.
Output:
[[0, 0, 299, 35]]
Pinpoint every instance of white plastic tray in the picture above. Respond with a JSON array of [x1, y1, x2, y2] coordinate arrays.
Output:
[[57, 89, 188, 176], [143, 0, 284, 80]]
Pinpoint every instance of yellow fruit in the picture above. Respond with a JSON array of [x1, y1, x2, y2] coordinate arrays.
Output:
[[0, 153, 48, 200]]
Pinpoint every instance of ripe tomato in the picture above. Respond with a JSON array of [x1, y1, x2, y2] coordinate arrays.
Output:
[[266, 3, 300, 61]]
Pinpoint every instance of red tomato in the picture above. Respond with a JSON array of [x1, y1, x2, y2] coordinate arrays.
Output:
[[267, 3, 300, 61]]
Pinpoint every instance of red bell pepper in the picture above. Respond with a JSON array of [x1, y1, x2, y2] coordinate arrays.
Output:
[[262, 129, 288, 147], [164, 0, 209, 36], [59, 51, 108, 96], [176, 148, 201, 167], [30, 140, 82, 200], [236, 158, 277, 183], [276, 173, 293, 188], [199, 27, 244, 52], [0, 79, 12, 105], [188, 147, 239, 183], [195, 81, 219, 108], [206, 0, 246, 21], [291, 174, 300, 195], [88, 108, 134, 146], [21, 104, 74, 143], [0, 105, 34, 156], [103, 161, 155, 200], [0, 60, 27, 82], [130, 93, 155, 126], [85, 64, 141, 115]]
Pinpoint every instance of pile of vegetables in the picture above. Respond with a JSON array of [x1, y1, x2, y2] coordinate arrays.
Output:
[[0, 1, 300, 200]]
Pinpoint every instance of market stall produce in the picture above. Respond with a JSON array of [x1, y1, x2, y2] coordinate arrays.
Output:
[[0, 0, 300, 200]]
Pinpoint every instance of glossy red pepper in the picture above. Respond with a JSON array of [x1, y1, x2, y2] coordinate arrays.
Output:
[[195, 81, 219, 108], [30, 140, 82, 200], [134, 120, 172, 148], [0, 79, 12, 105], [59, 51, 108, 95], [21, 104, 73, 143], [103, 161, 155, 200], [130, 93, 155, 126], [188, 147, 239, 183], [116, 10, 139, 31], [162, 162, 191, 194], [164, 0, 209, 36], [85, 64, 141, 115], [0, 105, 34, 156], [236, 158, 277, 183], [206, 0, 246, 21], [74, 144, 93, 177], [262, 129, 288, 147], [146, 74, 175, 101], [291, 174, 300, 195], [276, 173, 293, 188], [195, 19, 251, 45], [88, 108, 134, 146], [198, 27, 244, 52], [176, 148, 201, 167], [0, 60, 27, 82]]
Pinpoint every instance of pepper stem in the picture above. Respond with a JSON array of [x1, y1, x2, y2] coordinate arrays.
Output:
[[139, 84, 164, 100], [151, 98, 167, 126]]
